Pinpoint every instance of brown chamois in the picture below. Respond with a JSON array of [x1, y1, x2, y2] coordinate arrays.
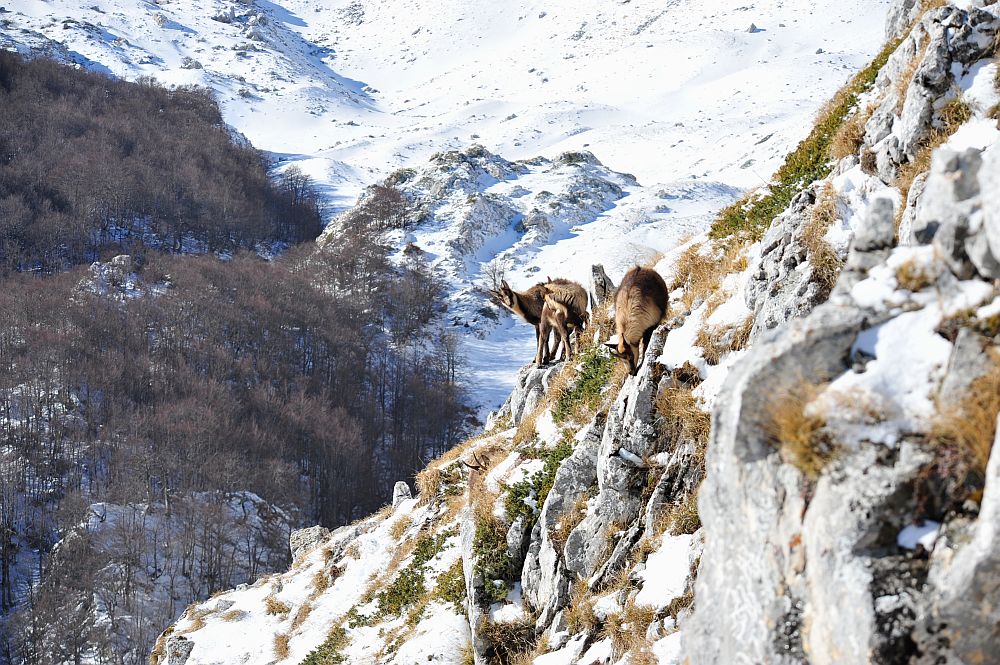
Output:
[[605, 266, 668, 375], [492, 278, 588, 366], [541, 278, 590, 362]]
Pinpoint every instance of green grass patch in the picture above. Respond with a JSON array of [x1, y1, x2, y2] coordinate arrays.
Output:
[[435, 559, 467, 612], [299, 625, 349, 665], [553, 348, 615, 424], [710, 37, 901, 240]]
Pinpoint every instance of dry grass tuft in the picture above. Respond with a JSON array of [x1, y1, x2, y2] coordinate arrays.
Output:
[[512, 407, 542, 446], [344, 542, 361, 560], [932, 351, 1000, 479], [802, 183, 844, 297], [765, 380, 834, 479], [695, 314, 753, 366], [273, 632, 290, 660], [549, 492, 590, 552], [221, 608, 246, 622], [564, 581, 599, 635], [666, 491, 702, 536], [654, 386, 711, 460], [415, 466, 443, 504], [604, 601, 657, 660], [477, 616, 538, 665], [390, 515, 413, 540], [895, 258, 936, 292], [830, 104, 875, 160], [291, 603, 313, 631], [671, 241, 747, 314], [264, 594, 291, 616]]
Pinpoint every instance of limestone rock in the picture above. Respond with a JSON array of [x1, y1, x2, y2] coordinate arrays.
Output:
[[392, 480, 412, 508], [289, 525, 331, 563]]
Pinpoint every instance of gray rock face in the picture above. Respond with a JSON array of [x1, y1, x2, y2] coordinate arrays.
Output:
[[868, 6, 999, 185], [488, 362, 565, 428], [885, 0, 922, 40], [911, 147, 1000, 280], [915, 424, 1000, 663], [590, 263, 616, 309], [688, 62, 1000, 662], [563, 325, 669, 582], [522, 415, 604, 627], [744, 187, 832, 338], [289, 525, 331, 563], [164, 636, 194, 665]]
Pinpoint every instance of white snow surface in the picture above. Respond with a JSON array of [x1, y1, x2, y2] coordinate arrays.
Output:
[[2, 0, 891, 411]]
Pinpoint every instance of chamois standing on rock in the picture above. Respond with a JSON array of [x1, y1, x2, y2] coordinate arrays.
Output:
[[492, 278, 589, 366], [606, 266, 668, 375]]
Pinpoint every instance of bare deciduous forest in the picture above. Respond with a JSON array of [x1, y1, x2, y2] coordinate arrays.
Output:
[[0, 53, 472, 664]]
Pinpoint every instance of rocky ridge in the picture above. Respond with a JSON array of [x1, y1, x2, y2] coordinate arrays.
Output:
[[154, 1, 1000, 663]]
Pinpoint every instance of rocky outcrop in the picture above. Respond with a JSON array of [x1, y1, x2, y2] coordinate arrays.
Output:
[[688, 92, 1000, 663], [744, 186, 831, 337]]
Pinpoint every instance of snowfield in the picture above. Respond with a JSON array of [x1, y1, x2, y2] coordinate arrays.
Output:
[[2, 0, 891, 408]]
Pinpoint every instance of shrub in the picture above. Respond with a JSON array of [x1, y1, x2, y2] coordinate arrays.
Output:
[[710, 37, 901, 239], [504, 435, 575, 527], [376, 567, 426, 617], [299, 625, 349, 665], [435, 559, 467, 611], [473, 514, 514, 605]]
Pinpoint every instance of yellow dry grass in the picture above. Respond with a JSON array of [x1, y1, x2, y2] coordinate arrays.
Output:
[[264, 594, 291, 616], [221, 608, 246, 622], [390, 514, 413, 540], [802, 182, 844, 297], [895, 257, 936, 292], [604, 601, 657, 661], [564, 580, 600, 635], [830, 104, 876, 160], [932, 351, 1000, 478], [764, 380, 833, 479], [273, 632, 290, 659]]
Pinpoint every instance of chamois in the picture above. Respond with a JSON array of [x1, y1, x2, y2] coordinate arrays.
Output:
[[541, 278, 589, 362], [605, 266, 668, 375], [492, 278, 588, 366]]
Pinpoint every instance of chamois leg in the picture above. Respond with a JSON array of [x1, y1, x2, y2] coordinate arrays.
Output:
[[535, 319, 551, 366]]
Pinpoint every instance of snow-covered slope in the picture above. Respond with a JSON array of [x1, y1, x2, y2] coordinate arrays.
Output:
[[3, 0, 891, 198], [2, 0, 891, 405]]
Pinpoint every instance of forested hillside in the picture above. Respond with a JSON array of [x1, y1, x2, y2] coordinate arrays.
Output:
[[0, 51, 321, 272], [0, 54, 471, 665]]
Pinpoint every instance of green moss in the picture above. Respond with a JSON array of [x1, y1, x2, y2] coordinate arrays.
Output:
[[553, 348, 615, 424], [435, 559, 467, 612], [710, 37, 901, 240], [299, 625, 348, 665]]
